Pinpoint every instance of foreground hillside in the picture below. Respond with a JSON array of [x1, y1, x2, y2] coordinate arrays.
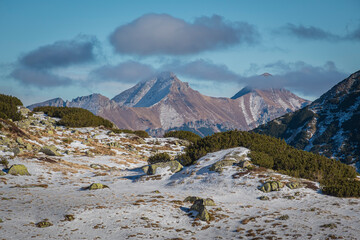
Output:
[[0, 108, 360, 239], [254, 70, 360, 168]]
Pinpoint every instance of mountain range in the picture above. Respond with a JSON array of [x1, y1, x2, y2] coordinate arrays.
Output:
[[28, 72, 310, 136], [254, 70, 360, 167]]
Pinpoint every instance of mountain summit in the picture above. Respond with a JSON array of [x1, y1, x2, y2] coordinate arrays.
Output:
[[254, 70, 360, 166], [28, 72, 309, 136], [112, 72, 180, 107]]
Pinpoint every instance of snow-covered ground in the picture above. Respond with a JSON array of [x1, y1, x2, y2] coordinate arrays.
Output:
[[1, 113, 360, 239]]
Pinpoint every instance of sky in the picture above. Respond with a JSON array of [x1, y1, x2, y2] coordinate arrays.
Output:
[[0, 0, 359, 105]]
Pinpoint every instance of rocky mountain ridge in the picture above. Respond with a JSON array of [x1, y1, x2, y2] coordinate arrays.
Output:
[[254, 70, 360, 167], [28, 72, 310, 136]]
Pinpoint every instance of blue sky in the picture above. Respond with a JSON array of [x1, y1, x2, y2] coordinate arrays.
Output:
[[0, 0, 359, 105]]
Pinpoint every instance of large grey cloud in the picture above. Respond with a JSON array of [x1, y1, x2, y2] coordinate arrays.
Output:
[[19, 35, 98, 69], [92, 61, 155, 83], [109, 14, 259, 55], [10, 67, 73, 88], [242, 61, 347, 96], [162, 59, 240, 82]]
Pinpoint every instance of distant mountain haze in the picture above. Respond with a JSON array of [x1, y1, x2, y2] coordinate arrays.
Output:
[[28, 72, 310, 136]]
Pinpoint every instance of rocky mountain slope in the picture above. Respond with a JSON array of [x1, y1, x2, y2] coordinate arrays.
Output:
[[28, 72, 310, 136], [1, 110, 359, 239], [254, 70, 360, 167]]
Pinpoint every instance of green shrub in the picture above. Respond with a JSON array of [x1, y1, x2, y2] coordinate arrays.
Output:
[[248, 151, 274, 169], [164, 130, 201, 143], [0, 94, 22, 106], [33, 106, 113, 128], [112, 129, 133, 134], [148, 152, 171, 165], [322, 180, 360, 197], [133, 130, 149, 138], [180, 130, 359, 197], [0, 94, 23, 121]]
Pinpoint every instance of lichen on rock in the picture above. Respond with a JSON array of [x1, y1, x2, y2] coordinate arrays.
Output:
[[8, 164, 30, 176]]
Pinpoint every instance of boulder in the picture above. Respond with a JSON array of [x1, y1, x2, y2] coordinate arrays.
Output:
[[141, 165, 149, 174], [259, 181, 284, 192], [286, 182, 301, 189], [147, 161, 183, 175], [8, 164, 30, 175], [88, 183, 109, 190], [90, 164, 102, 169], [18, 107, 31, 117], [209, 160, 236, 173], [190, 199, 210, 222], [184, 196, 215, 206], [40, 145, 61, 156], [184, 196, 201, 203], [36, 220, 53, 228], [16, 137, 24, 145], [238, 160, 252, 168]]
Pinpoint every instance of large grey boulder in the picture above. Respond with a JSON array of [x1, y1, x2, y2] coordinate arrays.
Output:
[[145, 161, 183, 175], [190, 199, 211, 222], [8, 164, 30, 175], [40, 145, 61, 156]]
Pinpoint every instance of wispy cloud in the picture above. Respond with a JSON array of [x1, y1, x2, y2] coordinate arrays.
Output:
[[19, 35, 98, 69], [91, 61, 155, 83], [162, 59, 240, 82], [275, 23, 360, 42], [241, 61, 347, 96], [276, 23, 339, 41], [11, 36, 98, 88], [109, 14, 260, 56], [10, 67, 73, 88]]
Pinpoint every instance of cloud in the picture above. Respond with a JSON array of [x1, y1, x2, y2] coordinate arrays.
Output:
[[241, 61, 347, 96], [162, 59, 240, 82], [275, 23, 339, 41], [91, 61, 155, 83], [10, 67, 73, 88], [109, 14, 259, 55], [19, 35, 98, 69], [276, 23, 360, 42], [346, 25, 360, 41]]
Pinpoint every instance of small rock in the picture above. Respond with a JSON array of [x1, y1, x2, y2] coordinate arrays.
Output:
[[16, 137, 24, 145], [286, 182, 301, 189], [90, 164, 102, 169], [12, 147, 22, 156], [88, 183, 109, 190], [238, 160, 252, 168], [259, 196, 270, 201], [64, 214, 75, 221], [36, 220, 53, 228]]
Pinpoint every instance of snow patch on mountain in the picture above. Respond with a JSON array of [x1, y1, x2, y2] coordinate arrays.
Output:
[[159, 104, 184, 129]]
